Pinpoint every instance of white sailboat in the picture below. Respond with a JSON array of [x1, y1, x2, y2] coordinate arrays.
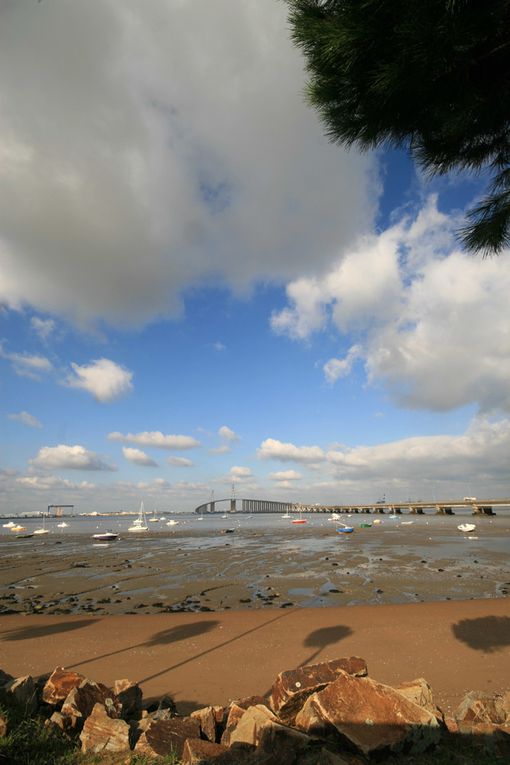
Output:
[[128, 501, 148, 532], [33, 516, 50, 535]]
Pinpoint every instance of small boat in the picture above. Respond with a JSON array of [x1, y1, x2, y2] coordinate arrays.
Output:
[[57, 521, 68, 528], [458, 523, 476, 533], [2, 521, 15, 528], [281, 512, 291, 519], [401, 520, 414, 525], [328, 512, 340, 521], [166, 519, 179, 526], [291, 518, 307, 524], [10, 525, 26, 533], [359, 522, 372, 528], [373, 519, 382, 525], [17, 532, 34, 539], [128, 502, 148, 532], [92, 531, 119, 541], [221, 528, 235, 534], [337, 523, 354, 534], [33, 517, 49, 535]]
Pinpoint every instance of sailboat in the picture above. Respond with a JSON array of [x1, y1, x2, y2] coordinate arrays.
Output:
[[128, 502, 148, 532], [2, 521, 16, 528], [33, 515, 50, 535], [291, 507, 307, 524], [328, 512, 340, 521]]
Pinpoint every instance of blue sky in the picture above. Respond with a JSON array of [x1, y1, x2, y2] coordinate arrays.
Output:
[[1, 1, 509, 514]]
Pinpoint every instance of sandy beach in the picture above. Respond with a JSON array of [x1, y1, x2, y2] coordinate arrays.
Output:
[[1, 599, 509, 718]]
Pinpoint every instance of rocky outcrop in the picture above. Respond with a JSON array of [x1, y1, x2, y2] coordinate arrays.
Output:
[[270, 657, 368, 725], [191, 704, 219, 742], [79, 702, 130, 753], [134, 716, 201, 758], [295, 670, 441, 756], [61, 680, 120, 730], [455, 690, 510, 733], [42, 667, 85, 706], [394, 677, 442, 719]]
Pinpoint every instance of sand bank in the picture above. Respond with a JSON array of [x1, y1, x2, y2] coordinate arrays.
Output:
[[1, 598, 508, 717]]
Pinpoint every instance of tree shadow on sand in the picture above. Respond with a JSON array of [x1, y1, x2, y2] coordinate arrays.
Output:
[[452, 616, 510, 653], [0, 619, 100, 642], [300, 625, 353, 666]]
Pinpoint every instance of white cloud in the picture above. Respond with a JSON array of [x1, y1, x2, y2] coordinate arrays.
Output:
[[66, 358, 133, 403], [167, 456, 193, 467], [272, 197, 510, 413], [108, 430, 200, 450], [218, 425, 239, 442], [209, 444, 231, 455], [30, 317, 55, 341], [323, 345, 362, 384], [269, 469, 302, 481], [212, 341, 226, 352], [0, 1, 375, 328], [0, 346, 53, 379], [230, 465, 252, 478], [8, 411, 42, 429], [122, 447, 158, 467], [258, 438, 325, 464], [16, 475, 96, 491], [31, 444, 116, 471]]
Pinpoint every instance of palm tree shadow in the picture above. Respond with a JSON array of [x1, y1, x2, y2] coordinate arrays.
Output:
[[301, 625, 353, 666], [0, 620, 100, 642], [452, 616, 510, 653]]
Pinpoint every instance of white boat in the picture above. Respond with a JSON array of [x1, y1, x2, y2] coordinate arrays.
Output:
[[128, 502, 148, 532], [57, 521, 68, 528], [2, 521, 16, 528], [166, 519, 179, 526], [400, 521, 414, 525], [92, 531, 119, 541], [10, 524, 26, 533], [458, 523, 476, 533], [33, 516, 49, 535], [149, 517, 159, 523], [328, 512, 340, 521]]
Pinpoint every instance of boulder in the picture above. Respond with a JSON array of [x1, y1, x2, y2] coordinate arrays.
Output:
[[295, 670, 440, 756], [61, 680, 120, 730], [135, 716, 201, 758], [191, 705, 218, 742], [113, 678, 142, 718], [0, 713, 7, 738], [0, 670, 13, 687], [394, 678, 442, 718], [182, 737, 231, 764], [455, 691, 509, 731], [2, 675, 37, 714], [220, 702, 247, 747], [270, 657, 368, 724], [79, 702, 130, 753], [42, 667, 85, 706], [47, 711, 73, 733], [229, 703, 313, 762]]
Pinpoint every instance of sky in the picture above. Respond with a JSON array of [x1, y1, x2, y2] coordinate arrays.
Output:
[[1, 0, 509, 515]]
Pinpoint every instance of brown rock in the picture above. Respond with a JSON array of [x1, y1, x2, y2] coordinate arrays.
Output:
[[113, 678, 142, 718], [394, 678, 442, 718], [61, 680, 120, 730], [2, 675, 37, 714], [229, 703, 313, 763], [455, 690, 508, 727], [191, 705, 218, 742], [295, 670, 440, 756], [47, 711, 73, 733], [135, 717, 201, 758], [270, 657, 368, 724], [42, 667, 85, 706], [80, 702, 130, 753], [220, 702, 247, 747], [296, 749, 353, 765], [0, 713, 7, 737], [182, 737, 231, 764], [444, 716, 459, 734]]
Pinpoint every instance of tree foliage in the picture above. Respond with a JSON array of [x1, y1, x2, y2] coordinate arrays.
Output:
[[287, 0, 510, 254]]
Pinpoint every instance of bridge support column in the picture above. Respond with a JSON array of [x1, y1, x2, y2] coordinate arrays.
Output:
[[473, 505, 495, 516], [210, 501, 215, 513], [230, 499, 236, 513]]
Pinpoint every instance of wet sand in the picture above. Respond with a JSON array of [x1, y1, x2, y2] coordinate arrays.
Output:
[[1, 599, 509, 716], [0, 520, 509, 615]]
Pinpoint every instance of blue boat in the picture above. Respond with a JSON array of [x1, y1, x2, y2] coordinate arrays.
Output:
[[336, 524, 354, 534]]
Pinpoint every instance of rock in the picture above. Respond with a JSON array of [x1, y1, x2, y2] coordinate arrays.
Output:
[[455, 690, 509, 729], [0, 713, 7, 737], [220, 702, 247, 747], [191, 705, 218, 742], [61, 680, 120, 730], [0, 670, 13, 687], [42, 667, 85, 706], [182, 737, 231, 764], [270, 657, 368, 724], [295, 670, 440, 756], [79, 702, 130, 753], [394, 678, 442, 718], [135, 717, 201, 758], [2, 675, 38, 714], [229, 703, 313, 762], [296, 748, 353, 765], [146, 694, 177, 718], [113, 678, 142, 718]]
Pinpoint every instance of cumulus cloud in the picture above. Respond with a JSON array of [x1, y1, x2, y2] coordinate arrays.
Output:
[[16, 475, 96, 491], [209, 444, 231, 455], [218, 425, 239, 442], [230, 465, 252, 478], [0, 346, 53, 380], [269, 469, 302, 481], [31, 444, 116, 471], [122, 447, 158, 467], [108, 430, 200, 450], [258, 438, 324, 464], [8, 411, 42, 429], [30, 317, 56, 341], [272, 197, 510, 413], [66, 358, 133, 403], [0, 1, 375, 328], [167, 456, 193, 467]]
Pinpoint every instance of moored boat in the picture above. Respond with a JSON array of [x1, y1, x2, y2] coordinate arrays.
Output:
[[92, 531, 119, 541], [458, 523, 476, 533]]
